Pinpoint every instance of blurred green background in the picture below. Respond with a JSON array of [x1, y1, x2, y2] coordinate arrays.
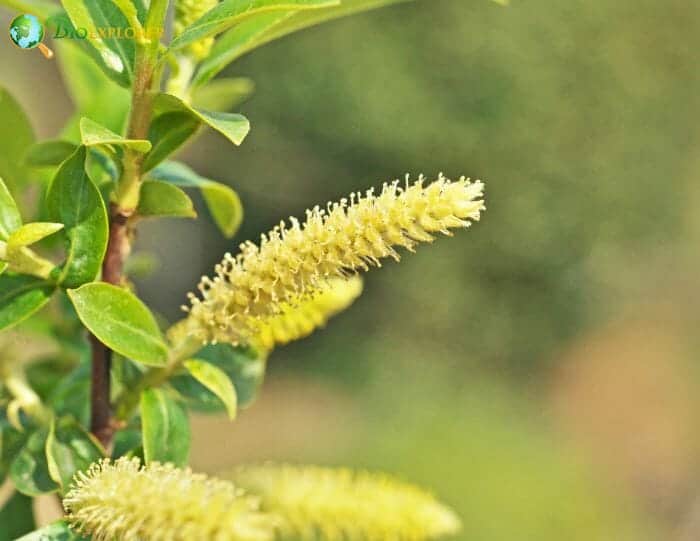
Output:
[[4, 0, 700, 538]]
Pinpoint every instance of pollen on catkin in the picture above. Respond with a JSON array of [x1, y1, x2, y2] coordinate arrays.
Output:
[[63, 457, 277, 541], [184, 174, 484, 345], [231, 464, 462, 541], [249, 276, 363, 352], [174, 0, 217, 59]]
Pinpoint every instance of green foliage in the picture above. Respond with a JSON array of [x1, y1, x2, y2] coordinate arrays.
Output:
[[138, 180, 197, 219], [183, 359, 238, 419], [0, 275, 54, 331], [168, 0, 339, 53], [68, 283, 168, 366], [46, 146, 108, 288], [46, 416, 104, 490], [0, 490, 35, 540], [0, 88, 35, 197], [149, 161, 243, 237], [140, 388, 191, 467], [10, 429, 58, 496]]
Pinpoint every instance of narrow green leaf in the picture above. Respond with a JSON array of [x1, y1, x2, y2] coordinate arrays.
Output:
[[46, 146, 109, 288], [155, 93, 250, 147], [0, 262, 7, 276], [184, 359, 238, 420], [10, 429, 59, 496], [46, 416, 104, 490], [0, 490, 35, 541], [60, 0, 135, 84], [149, 161, 244, 238], [140, 388, 190, 467], [8, 223, 64, 250], [201, 183, 244, 238], [0, 88, 35, 196], [15, 520, 88, 541], [142, 112, 200, 172], [24, 140, 78, 168], [138, 181, 197, 218], [67, 283, 168, 366], [169, 0, 338, 53], [0, 177, 22, 240], [80, 117, 151, 152], [0, 275, 54, 332], [194, 0, 410, 85], [171, 344, 266, 413], [191, 78, 255, 111]]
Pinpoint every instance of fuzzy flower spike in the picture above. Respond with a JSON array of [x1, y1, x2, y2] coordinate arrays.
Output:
[[185, 174, 484, 345], [63, 458, 277, 541], [232, 463, 462, 541]]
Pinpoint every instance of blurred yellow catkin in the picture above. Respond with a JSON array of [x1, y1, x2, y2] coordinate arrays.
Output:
[[249, 275, 363, 351], [184, 175, 485, 345], [63, 458, 276, 541], [174, 0, 217, 59], [232, 464, 462, 541]]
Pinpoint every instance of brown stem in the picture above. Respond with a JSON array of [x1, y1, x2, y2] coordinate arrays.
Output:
[[89, 208, 131, 449], [89, 333, 113, 448], [88, 42, 159, 450]]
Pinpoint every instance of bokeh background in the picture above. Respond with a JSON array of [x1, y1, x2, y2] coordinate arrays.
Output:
[[3, 0, 700, 538]]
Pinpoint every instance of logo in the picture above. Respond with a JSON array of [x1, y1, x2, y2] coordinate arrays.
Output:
[[8, 13, 53, 58]]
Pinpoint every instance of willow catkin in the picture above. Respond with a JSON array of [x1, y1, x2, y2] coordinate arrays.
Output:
[[249, 275, 363, 351], [231, 463, 462, 541], [63, 458, 276, 541], [184, 174, 484, 345]]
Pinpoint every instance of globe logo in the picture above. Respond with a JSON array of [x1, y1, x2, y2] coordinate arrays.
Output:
[[9, 13, 53, 58]]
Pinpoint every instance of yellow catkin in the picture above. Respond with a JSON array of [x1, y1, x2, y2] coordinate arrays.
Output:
[[249, 276, 363, 351], [63, 458, 277, 541], [231, 464, 462, 541], [174, 0, 217, 59], [185, 174, 484, 345]]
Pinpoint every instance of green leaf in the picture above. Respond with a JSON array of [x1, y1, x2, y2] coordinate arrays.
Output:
[[191, 78, 255, 111], [154, 93, 250, 147], [24, 141, 78, 168], [184, 359, 238, 420], [67, 283, 168, 366], [0, 88, 35, 196], [194, 12, 290, 86], [46, 416, 104, 490], [0, 275, 54, 332], [60, 0, 135, 85], [140, 388, 190, 467], [194, 0, 409, 85], [10, 429, 59, 496], [46, 146, 109, 288], [1, 418, 27, 483], [142, 112, 200, 172], [0, 262, 6, 276], [200, 182, 244, 238], [138, 180, 197, 219], [7, 223, 64, 250], [47, 363, 90, 426], [0, 490, 35, 541], [169, 0, 338, 53], [171, 344, 266, 413], [80, 117, 152, 153], [0, 177, 22, 240], [15, 520, 89, 541], [149, 161, 244, 238]]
